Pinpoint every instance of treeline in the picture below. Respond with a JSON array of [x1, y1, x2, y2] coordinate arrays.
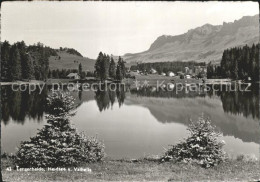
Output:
[[59, 47, 83, 57], [130, 61, 205, 74], [48, 67, 95, 79], [207, 44, 259, 81], [95, 52, 126, 81], [48, 69, 77, 79], [1, 41, 56, 81]]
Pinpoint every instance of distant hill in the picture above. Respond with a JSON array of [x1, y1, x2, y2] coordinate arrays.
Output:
[[124, 14, 259, 64], [49, 50, 96, 71]]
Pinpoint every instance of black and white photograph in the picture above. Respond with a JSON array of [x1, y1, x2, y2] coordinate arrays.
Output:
[[0, 1, 259, 181]]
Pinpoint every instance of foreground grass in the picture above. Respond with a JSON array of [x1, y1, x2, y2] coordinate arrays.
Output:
[[2, 158, 260, 182]]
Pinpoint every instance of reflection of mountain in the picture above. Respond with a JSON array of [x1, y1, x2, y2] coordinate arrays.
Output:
[[125, 91, 260, 144]]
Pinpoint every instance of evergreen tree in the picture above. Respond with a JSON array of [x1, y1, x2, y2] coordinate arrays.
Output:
[[109, 56, 116, 79], [48, 69, 52, 78], [207, 62, 214, 79], [21, 53, 34, 80], [116, 61, 123, 81], [1, 41, 10, 81], [9, 45, 22, 81], [78, 63, 83, 79], [214, 44, 259, 81], [95, 52, 104, 80], [119, 56, 126, 78]]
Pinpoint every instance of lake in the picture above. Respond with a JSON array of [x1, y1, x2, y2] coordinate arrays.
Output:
[[1, 83, 259, 159]]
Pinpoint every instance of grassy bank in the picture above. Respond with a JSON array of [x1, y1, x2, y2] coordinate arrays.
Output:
[[2, 158, 260, 182]]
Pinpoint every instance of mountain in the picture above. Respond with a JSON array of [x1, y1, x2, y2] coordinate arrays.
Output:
[[49, 50, 96, 71], [124, 14, 259, 64]]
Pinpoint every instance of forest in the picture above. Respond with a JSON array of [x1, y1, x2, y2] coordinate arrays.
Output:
[[95, 52, 126, 81], [207, 44, 259, 81], [1, 41, 86, 81], [1, 41, 56, 81], [130, 61, 206, 74]]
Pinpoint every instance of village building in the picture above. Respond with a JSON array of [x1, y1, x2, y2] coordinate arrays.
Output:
[[67, 73, 80, 79], [167, 71, 175, 77], [150, 68, 157, 74]]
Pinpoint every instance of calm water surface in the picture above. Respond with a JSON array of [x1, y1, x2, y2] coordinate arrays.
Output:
[[1, 84, 259, 159]]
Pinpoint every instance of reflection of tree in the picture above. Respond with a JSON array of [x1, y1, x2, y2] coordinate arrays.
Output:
[[94, 84, 126, 111], [95, 89, 111, 112], [130, 84, 259, 120], [116, 86, 125, 107], [1, 86, 47, 124], [216, 84, 259, 119]]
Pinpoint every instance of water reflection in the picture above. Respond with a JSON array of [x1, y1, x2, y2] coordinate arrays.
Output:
[[1, 84, 259, 123], [1, 83, 259, 158], [1, 85, 47, 124], [95, 85, 126, 112], [131, 84, 259, 120]]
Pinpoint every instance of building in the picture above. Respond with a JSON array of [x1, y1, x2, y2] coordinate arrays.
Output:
[[67, 73, 80, 79], [167, 71, 175, 77], [150, 68, 157, 74], [184, 67, 189, 74], [185, 75, 191, 79]]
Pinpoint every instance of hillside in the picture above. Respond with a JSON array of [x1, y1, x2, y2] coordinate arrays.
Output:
[[49, 50, 96, 71], [124, 14, 259, 64]]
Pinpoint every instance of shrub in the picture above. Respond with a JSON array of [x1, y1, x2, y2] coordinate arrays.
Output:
[[15, 91, 105, 167], [161, 115, 226, 168]]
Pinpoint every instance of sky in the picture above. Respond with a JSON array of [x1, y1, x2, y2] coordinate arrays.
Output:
[[1, 1, 259, 59]]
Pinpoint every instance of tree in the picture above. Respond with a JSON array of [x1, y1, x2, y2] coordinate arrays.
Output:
[[119, 56, 126, 78], [161, 115, 226, 168], [233, 60, 239, 80], [8, 45, 22, 81], [116, 61, 123, 81], [116, 56, 126, 81], [207, 62, 214, 79], [109, 56, 116, 79], [100, 54, 110, 81], [21, 53, 34, 80], [48, 69, 52, 78], [78, 63, 83, 79], [15, 91, 105, 167], [95, 52, 104, 80], [1, 41, 10, 81]]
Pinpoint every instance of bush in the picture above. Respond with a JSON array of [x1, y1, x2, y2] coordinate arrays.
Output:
[[15, 91, 105, 167], [161, 115, 226, 168]]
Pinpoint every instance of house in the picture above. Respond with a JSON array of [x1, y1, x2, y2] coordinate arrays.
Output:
[[184, 67, 189, 74], [161, 72, 166, 76], [167, 71, 175, 77], [150, 68, 157, 74], [67, 73, 80, 79], [185, 74, 191, 79]]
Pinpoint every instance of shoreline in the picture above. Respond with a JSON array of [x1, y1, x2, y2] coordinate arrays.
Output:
[[2, 157, 260, 181], [0, 78, 258, 86]]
